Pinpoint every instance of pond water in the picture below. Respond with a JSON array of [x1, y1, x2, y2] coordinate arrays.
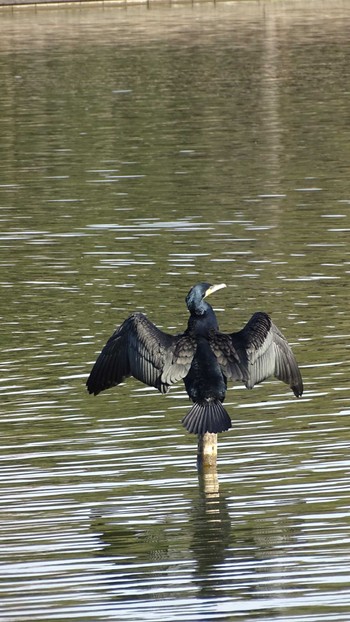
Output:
[[1, 1, 350, 620]]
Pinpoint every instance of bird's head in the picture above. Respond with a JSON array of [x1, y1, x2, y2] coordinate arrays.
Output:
[[186, 282, 226, 314]]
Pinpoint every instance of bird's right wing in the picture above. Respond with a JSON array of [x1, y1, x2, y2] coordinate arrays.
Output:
[[211, 312, 303, 397], [86, 312, 195, 395]]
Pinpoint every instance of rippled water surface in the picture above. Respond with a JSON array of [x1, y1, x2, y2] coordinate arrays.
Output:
[[1, 1, 350, 620]]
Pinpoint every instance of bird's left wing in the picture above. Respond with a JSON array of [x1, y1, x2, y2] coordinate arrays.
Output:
[[86, 312, 195, 396], [210, 312, 303, 397]]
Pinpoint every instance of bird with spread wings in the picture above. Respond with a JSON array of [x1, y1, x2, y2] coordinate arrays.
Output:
[[87, 283, 303, 435]]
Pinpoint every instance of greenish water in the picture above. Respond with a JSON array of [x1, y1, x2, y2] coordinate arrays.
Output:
[[1, 1, 350, 620]]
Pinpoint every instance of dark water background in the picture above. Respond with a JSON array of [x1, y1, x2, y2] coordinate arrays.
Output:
[[1, 1, 350, 620]]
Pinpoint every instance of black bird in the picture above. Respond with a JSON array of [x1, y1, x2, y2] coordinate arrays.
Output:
[[86, 283, 303, 435]]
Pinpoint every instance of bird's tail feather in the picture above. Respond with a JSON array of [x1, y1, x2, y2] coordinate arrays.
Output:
[[182, 400, 231, 435]]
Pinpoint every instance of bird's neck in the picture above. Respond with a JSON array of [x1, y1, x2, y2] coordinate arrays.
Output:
[[191, 298, 210, 316], [187, 303, 219, 336]]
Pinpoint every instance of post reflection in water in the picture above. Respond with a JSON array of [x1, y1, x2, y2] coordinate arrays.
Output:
[[190, 459, 231, 597]]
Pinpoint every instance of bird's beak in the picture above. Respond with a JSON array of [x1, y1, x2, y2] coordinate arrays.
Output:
[[204, 283, 227, 298]]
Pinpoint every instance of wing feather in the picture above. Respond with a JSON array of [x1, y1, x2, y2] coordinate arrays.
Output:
[[210, 312, 303, 397], [86, 312, 195, 395], [209, 331, 245, 382]]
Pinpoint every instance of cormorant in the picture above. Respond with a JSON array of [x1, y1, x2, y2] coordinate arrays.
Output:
[[86, 283, 303, 435]]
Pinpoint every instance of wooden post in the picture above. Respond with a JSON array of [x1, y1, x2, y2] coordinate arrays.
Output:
[[197, 433, 217, 468], [197, 433, 218, 495]]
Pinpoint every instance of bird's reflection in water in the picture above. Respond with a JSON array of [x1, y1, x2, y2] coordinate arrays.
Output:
[[190, 467, 299, 602], [90, 458, 299, 604], [89, 462, 232, 584]]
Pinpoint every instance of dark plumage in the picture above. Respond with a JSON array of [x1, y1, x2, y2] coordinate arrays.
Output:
[[86, 283, 303, 435]]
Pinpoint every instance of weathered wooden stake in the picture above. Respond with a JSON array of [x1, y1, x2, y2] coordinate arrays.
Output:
[[197, 432, 217, 468], [197, 433, 219, 494]]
